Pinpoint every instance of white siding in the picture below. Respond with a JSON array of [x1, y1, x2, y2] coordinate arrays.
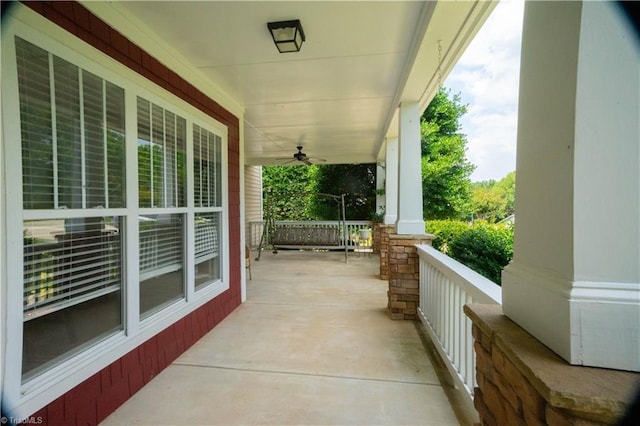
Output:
[[244, 166, 262, 247]]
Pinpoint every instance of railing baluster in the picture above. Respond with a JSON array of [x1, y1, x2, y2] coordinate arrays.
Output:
[[438, 275, 442, 348], [443, 276, 448, 353], [431, 270, 437, 335], [440, 271, 445, 340], [419, 261, 424, 315], [431, 268, 436, 324], [441, 273, 446, 342], [453, 285, 460, 370], [446, 277, 453, 356], [465, 293, 475, 391], [425, 265, 431, 321], [435, 271, 442, 339], [458, 289, 468, 384]]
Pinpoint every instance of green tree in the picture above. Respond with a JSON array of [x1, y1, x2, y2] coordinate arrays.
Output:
[[495, 171, 516, 216], [471, 172, 516, 222], [308, 164, 377, 220], [471, 185, 506, 222], [262, 165, 315, 220], [421, 87, 475, 220]]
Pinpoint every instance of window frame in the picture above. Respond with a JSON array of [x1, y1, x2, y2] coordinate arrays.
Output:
[[192, 124, 226, 291], [1, 10, 230, 417]]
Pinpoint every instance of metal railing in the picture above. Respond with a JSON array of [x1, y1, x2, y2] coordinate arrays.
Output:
[[416, 244, 502, 405], [248, 220, 372, 250]]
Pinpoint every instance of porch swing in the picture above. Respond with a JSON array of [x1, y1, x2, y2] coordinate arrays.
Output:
[[255, 191, 349, 263]]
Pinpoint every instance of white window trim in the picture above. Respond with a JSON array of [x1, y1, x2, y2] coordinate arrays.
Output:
[[1, 6, 231, 418], [0, 24, 7, 410]]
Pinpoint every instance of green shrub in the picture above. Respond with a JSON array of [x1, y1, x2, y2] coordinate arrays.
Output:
[[448, 221, 513, 285], [426, 219, 469, 254]]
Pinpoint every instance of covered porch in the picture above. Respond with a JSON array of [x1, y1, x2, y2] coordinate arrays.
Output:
[[1, 1, 638, 424], [102, 250, 474, 425]]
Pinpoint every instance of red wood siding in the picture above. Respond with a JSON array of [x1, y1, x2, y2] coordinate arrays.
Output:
[[21, 2, 242, 424]]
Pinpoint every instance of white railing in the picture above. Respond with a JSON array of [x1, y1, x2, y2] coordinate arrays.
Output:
[[416, 244, 502, 406], [248, 220, 372, 250], [248, 221, 265, 248]]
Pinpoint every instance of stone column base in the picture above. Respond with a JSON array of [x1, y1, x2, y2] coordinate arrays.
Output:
[[372, 222, 381, 254], [378, 224, 395, 280], [464, 304, 639, 426], [387, 233, 433, 320]]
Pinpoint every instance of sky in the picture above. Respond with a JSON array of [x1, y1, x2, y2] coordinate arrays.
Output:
[[444, 0, 525, 183]]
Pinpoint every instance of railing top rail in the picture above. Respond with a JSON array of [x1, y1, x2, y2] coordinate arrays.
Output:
[[249, 220, 372, 226], [274, 221, 343, 226], [417, 243, 502, 305]]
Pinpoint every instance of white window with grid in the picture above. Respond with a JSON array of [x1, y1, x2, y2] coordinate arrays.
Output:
[[2, 15, 230, 416], [14, 36, 126, 382], [193, 125, 224, 289]]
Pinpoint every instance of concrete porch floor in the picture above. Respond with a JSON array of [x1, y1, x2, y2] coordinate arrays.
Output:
[[103, 250, 473, 425]]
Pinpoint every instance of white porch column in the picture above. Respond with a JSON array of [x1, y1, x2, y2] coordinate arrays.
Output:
[[503, 0, 639, 371], [384, 138, 398, 225], [396, 102, 425, 234], [376, 162, 386, 218]]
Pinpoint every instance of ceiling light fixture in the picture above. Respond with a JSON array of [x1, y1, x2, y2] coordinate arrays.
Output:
[[267, 20, 305, 53]]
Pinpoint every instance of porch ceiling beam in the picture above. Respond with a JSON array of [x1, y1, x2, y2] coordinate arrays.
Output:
[[377, 0, 497, 161]]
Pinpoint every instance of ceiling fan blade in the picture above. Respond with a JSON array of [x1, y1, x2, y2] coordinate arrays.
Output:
[[302, 159, 313, 166]]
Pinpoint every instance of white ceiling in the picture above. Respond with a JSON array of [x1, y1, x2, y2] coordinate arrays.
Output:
[[107, 1, 496, 166]]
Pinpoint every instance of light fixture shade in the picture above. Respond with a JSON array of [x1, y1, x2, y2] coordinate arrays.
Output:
[[267, 20, 305, 53]]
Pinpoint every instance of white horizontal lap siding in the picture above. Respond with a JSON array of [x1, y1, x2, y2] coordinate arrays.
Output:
[[244, 166, 262, 247]]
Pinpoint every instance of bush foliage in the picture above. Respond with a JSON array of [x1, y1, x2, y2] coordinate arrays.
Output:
[[426, 220, 469, 254], [427, 220, 513, 285]]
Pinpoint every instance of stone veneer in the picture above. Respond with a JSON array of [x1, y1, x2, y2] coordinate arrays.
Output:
[[464, 304, 640, 426], [371, 222, 381, 254], [378, 224, 395, 280], [387, 233, 434, 320]]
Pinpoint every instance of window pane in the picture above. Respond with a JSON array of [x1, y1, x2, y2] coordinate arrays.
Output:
[[137, 98, 152, 207], [176, 117, 186, 207], [54, 56, 83, 209], [139, 214, 184, 318], [151, 104, 164, 207], [193, 125, 203, 207], [22, 217, 123, 381], [106, 82, 126, 208], [16, 37, 126, 210], [83, 70, 105, 208], [138, 98, 186, 208], [16, 38, 54, 209], [215, 135, 222, 207], [193, 125, 222, 208], [195, 212, 221, 288], [165, 110, 176, 208]]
